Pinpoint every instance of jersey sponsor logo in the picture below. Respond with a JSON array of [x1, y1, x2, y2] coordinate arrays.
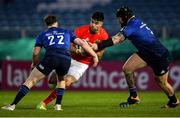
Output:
[[1, 61, 180, 91]]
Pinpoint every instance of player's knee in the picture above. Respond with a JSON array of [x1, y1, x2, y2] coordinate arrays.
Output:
[[24, 77, 39, 89], [65, 79, 73, 88], [65, 82, 72, 88], [65, 76, 76, 88], [122, 65, 133, 75]]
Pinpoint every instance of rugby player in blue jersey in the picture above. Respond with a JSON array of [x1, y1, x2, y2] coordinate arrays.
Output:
[[92, 6, 179, 108], [1, 15, 98, 111]]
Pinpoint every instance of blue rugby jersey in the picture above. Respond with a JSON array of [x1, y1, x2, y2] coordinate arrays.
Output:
[[121, 17, 169, 58], [35, 27, 75, 52]]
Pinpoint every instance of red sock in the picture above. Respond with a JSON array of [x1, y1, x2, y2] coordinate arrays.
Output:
[[43, 90, 57, 106]]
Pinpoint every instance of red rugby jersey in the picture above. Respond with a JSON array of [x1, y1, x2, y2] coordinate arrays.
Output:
[[72, 25, 108, 65]]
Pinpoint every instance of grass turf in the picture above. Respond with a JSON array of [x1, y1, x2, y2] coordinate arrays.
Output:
[[0, 91, 180, 117]]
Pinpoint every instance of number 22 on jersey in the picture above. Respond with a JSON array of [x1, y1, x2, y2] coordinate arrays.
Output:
[[48, 35, 64, 46]]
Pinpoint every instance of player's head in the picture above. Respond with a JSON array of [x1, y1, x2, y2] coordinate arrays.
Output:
[[43, 15, 59, 27], [90, 11, 104, 34], [116, 6, 133, 27]]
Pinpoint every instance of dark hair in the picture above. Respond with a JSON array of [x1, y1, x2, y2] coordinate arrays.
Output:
[[116, 6, 133, 18], [116, 6, 133, 25], [43, 15, 58, 26], [91, 11, 104, 21]]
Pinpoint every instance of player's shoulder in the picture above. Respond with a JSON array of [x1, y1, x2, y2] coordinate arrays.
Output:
[[37, 30, 46, 38], [100, 27, 108, 34], [100, 27, 109, 39], [128, 17, 143, 26]]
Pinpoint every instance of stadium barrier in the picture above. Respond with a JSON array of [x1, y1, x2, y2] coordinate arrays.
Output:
[[1, 60, 180, 91], [0, 38, 180, 61]]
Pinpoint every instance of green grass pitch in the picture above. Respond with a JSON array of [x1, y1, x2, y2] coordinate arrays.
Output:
[[0, 91, 180, 117]]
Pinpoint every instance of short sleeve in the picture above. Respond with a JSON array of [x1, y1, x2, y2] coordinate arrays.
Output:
[[69, 30, 76, 42], [102, 29, 109, 40], [74, 27, 81, 37], [35, 32, 44, 47]]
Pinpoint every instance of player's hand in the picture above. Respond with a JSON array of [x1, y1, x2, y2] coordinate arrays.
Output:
[[75, 38, 91, 56], [111, 32, 125, 44], [76, 47, 88, 56], [92, 55, 99, 67], [90, 43, 98, 51]]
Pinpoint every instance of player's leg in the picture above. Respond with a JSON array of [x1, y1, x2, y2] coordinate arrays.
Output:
[[53, 57, 71, 111], [149, 56, 179, 108], [1, 67, 45, 111], [120, 53, 147, 107], [36, 59, 88, 110], [54, 62, 87, 111], [48, 70, 57, 85], [54, 75, 65, 111], [48, 70, 77, 87], [54, 74, 78, 111], [36, 71, 57, 110], [36, 74, 77, 110], [64, 59, 89, 88], [2, 55, 57, 111], [155, 72, 179, 108]]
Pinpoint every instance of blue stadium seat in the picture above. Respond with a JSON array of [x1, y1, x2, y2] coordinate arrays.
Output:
[[0, 0, 180, 39]]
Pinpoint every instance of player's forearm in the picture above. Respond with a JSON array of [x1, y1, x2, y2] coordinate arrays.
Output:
[[97, 32, 125, 50], [74, 38, 97, 57], [32, 54, 39, 67], [81, 42, 97, 58], [97, 38, 114, 50]]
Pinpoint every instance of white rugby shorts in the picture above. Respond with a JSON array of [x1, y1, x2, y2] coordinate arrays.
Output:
[[67, 59, 89, 81]]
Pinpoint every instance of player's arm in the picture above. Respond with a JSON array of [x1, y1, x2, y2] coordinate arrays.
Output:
[[73, 38, 98, 67], [96, 49, 105, 60], [95, 29, 109, 59], [31, 46, 41, 69], [112, 32, 125, 44], [32, 32, 43, 69], [92, 32, 125, 51]]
